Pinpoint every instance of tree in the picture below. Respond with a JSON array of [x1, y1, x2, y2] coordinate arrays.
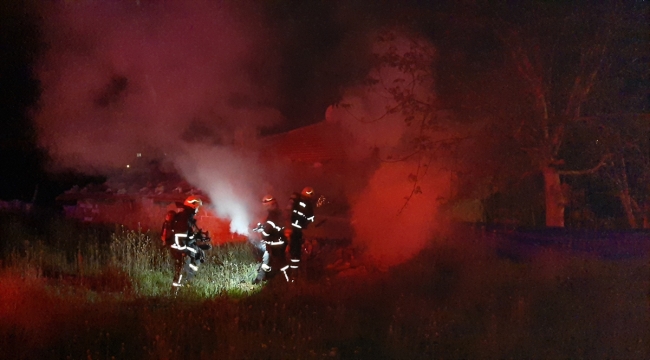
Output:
[[333, 3, 647, 229], [482, 2, 644, 227], [596, 115, 650, 228], [334, 28, 464, 213]]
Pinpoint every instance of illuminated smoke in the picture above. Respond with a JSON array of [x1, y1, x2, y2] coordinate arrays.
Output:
[[351, 163, 449, 266], [31, 1, 283, 233], [328, 31, 451, 266], [172, 144, 265, 235], [31, 1, 452, 262]]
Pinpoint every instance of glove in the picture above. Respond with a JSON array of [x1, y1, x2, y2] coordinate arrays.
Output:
[[253, 223, 264, 233]]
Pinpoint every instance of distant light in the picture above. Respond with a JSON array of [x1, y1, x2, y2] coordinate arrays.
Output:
[[137, 153, 142, 157], [126, 164, 130, 168]]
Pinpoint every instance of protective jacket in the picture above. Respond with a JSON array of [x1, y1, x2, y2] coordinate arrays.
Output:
[[252, 206, 288, 284], [285, 192, 315, 279], [169, 206, 204, 288], [170, 206, 203, 264], [260, 207, 285, 246], [288, 192, 315, 230]]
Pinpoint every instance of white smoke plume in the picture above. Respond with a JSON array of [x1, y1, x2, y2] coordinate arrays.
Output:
[[31, 1, 285, 234], [172, 144, 266, 234]]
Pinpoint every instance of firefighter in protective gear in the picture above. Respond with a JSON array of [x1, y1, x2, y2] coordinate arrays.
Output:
[[284, 187, 315, 280], [170, 195, 204, 289], [252, 195, 288, 284]]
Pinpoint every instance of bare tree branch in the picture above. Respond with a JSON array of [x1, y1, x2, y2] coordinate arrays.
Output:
[[557, 154, 610, 176]]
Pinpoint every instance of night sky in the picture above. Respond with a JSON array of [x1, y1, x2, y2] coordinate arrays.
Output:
[[0, 0, 647, 208]]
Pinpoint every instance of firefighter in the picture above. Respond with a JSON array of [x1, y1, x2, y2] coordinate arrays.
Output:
[[170, 195, 204, 289], [284, 186, 315, 281], [252, 195, 288, 284]]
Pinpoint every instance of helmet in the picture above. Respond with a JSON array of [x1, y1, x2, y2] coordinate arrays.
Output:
[[262, 194, 277, 207], [184, 195, 203, 210], [301, 186, 314, 198]]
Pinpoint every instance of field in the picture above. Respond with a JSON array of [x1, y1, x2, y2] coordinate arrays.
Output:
[[0, 211, 648, 359]]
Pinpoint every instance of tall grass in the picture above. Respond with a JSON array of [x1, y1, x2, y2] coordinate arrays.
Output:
[[1, 212, 648, 359], [108, 226, 171, 297], [0, 213, 260, 298], [2, 213, 108, 280]]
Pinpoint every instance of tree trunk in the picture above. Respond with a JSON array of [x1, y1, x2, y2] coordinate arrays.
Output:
[[618, 188, 638, 229], [543, 166, 565, 227]]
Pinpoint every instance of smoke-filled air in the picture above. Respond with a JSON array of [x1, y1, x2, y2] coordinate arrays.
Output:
[[5, 2, 647, 357], [33, 0, 289, 235], [32, 0, 450, 264], [328, 32, 452, 266]]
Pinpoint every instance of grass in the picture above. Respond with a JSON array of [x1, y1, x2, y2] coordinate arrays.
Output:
[[0, 211, 648, 359], [0, 211, 260, 299], [106, 226, 260, 298]]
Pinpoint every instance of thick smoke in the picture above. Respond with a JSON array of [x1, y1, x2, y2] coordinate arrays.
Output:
[[31, 1, 451, 261], [349, 162, 450, 266], [32, 1, 285, 233], [328, 31, 452, 266], [34, 1, 281, 166]]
